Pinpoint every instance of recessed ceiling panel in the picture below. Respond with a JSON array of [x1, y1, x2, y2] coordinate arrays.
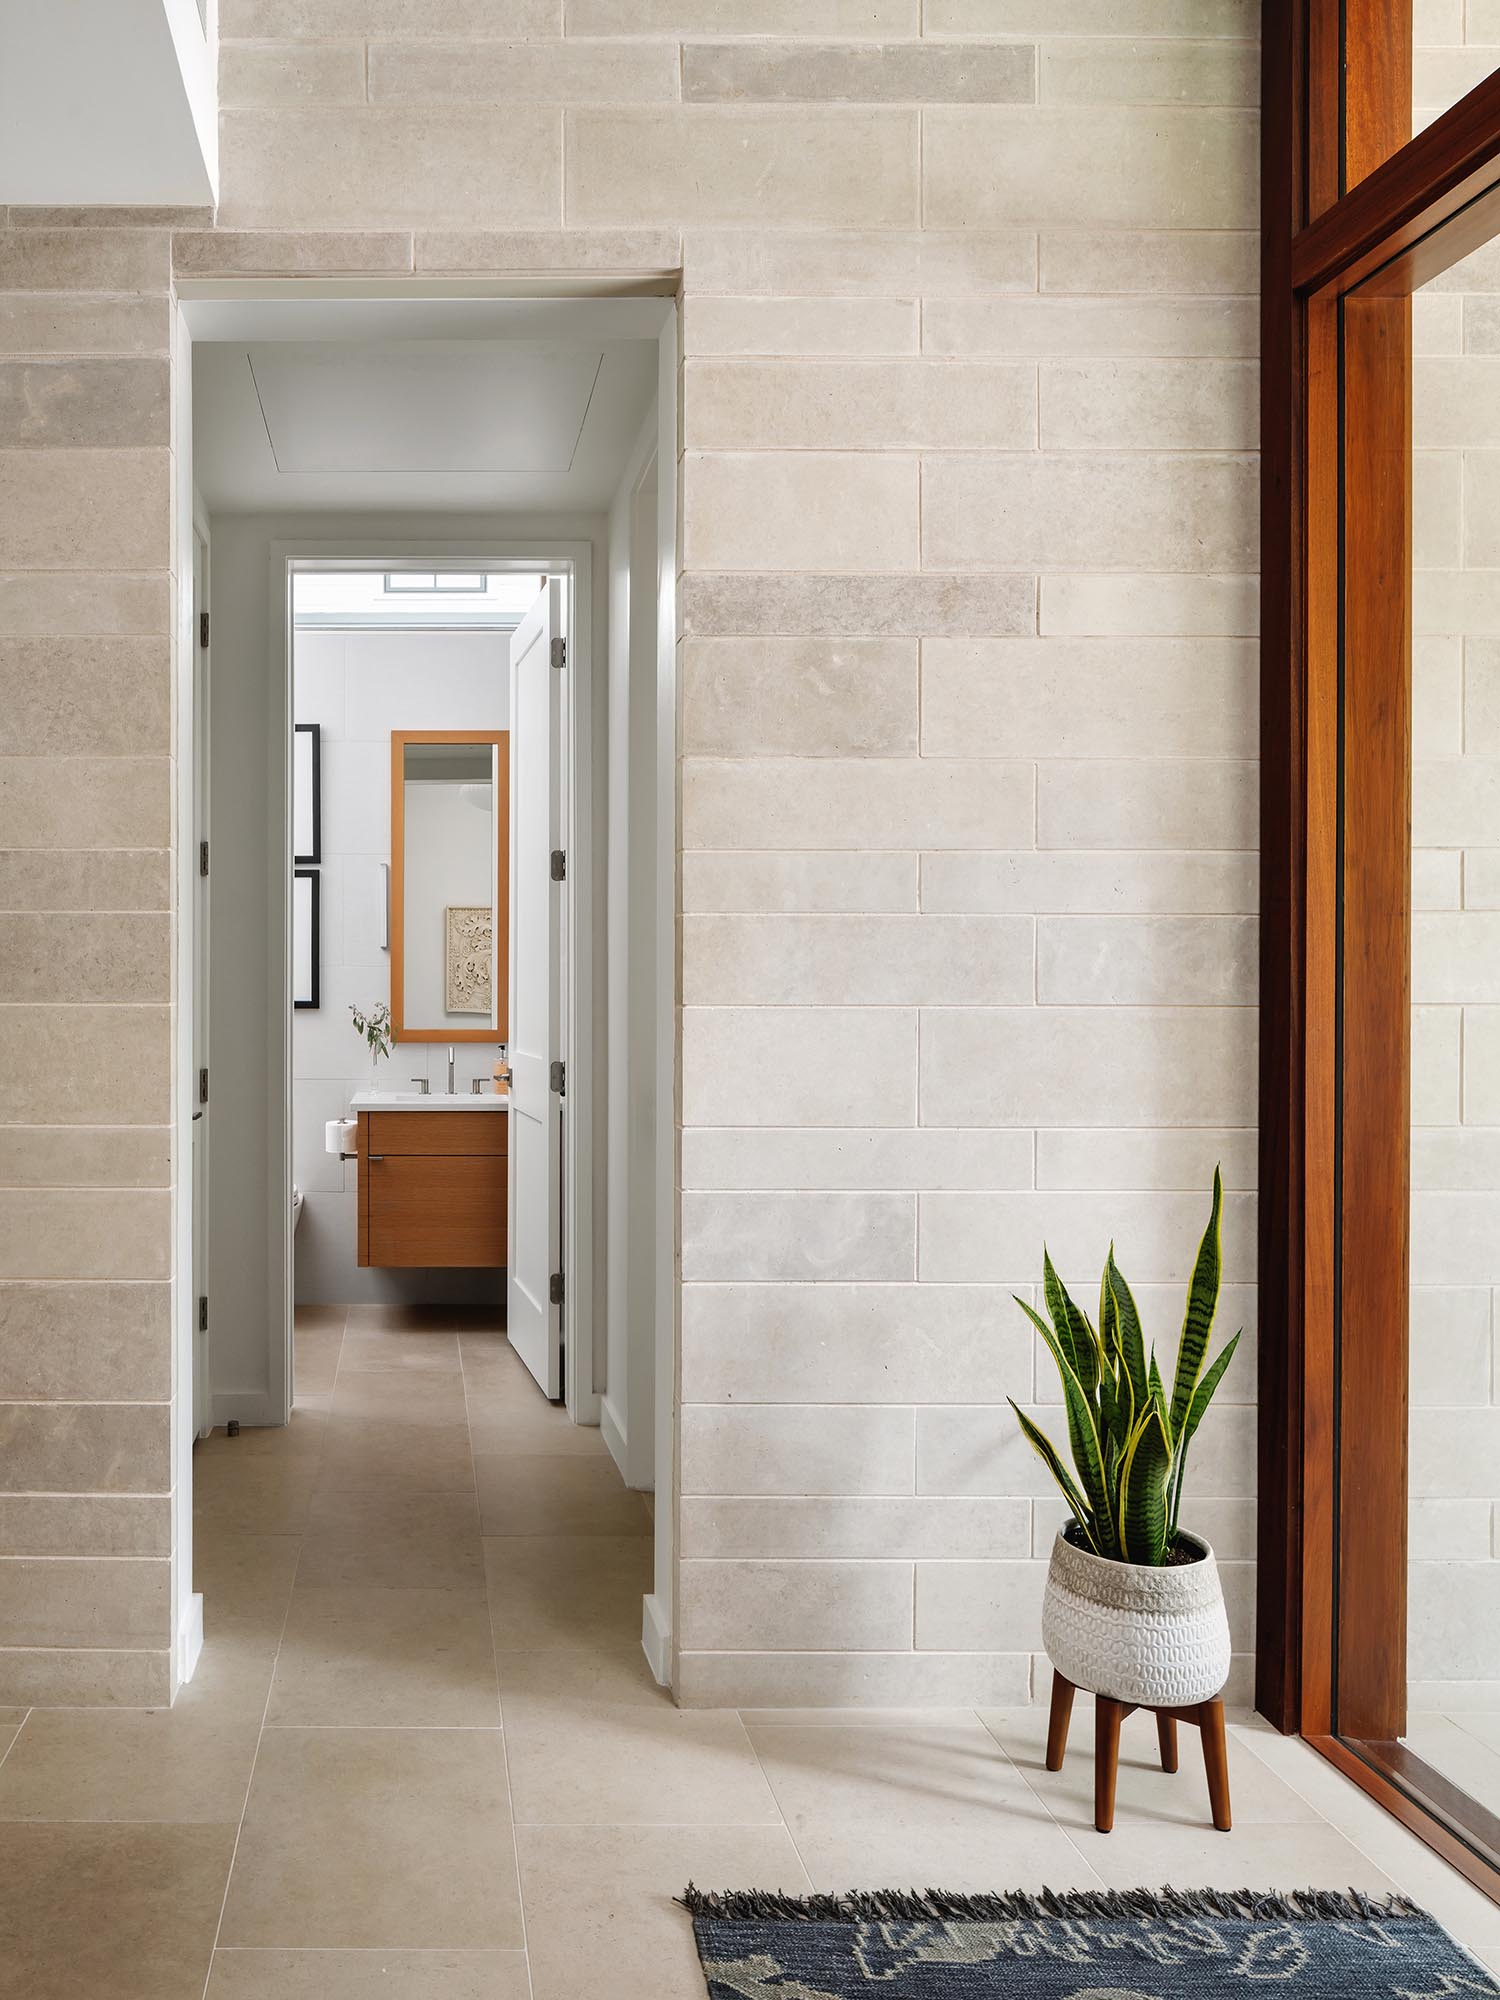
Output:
[[245, 342, 604, 474]]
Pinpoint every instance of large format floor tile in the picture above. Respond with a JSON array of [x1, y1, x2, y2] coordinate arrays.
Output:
[[267, 1582, 500, 1725], [485, 1534, 655, 1651], [0, 1706, 260, 1823], [518, 1823, 810, 2000], [207, 1948, 532, 1999], [744, 1717, 1098, 1892], [28, 1303, 1496, 2000], [219, 1726, 523, 1950], [0, 1821, 237, 2000], [476, 1450, 653, 1536], [506, 1698, 781, 1825]]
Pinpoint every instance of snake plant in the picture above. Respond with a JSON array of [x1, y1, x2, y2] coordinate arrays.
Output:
[[1009, 1168, 1241, 1568]]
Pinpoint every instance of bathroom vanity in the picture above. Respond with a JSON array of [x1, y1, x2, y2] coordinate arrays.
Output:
[[352, 1090, 508, 1269]]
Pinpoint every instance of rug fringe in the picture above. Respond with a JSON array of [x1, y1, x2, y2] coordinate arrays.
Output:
[[680, 1884, 1430, 1925]]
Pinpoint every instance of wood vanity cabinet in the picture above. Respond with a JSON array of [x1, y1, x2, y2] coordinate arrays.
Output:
[[356, 1110, 507, 1269]]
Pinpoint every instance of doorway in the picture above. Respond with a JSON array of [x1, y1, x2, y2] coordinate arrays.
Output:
[[179, 288, 678, 1690]]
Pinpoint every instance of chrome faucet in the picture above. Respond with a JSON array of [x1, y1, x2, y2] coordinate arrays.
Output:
[[447, 1046, 455, 1094]]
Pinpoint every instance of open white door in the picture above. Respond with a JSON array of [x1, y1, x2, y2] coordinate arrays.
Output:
[[507, 578, 564, 1398]]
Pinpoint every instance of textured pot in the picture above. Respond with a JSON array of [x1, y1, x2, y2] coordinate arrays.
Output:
[[1041, 1527, 1231, 1707]]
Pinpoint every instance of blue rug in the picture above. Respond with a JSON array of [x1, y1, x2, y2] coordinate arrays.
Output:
[[683, 1886, 1499, 1999]]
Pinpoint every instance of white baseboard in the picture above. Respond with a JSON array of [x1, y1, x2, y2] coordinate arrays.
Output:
[[175, 1591, 204, 1690], [600, 1394, 628, 1480], [641, 1591, 671, 1688]]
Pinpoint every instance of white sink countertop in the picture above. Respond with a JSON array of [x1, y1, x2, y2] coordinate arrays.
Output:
[[350, 1089, 510, 1112]]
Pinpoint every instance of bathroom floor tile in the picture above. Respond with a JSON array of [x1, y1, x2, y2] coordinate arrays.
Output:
[[0, 1706, 259, 1823], [484, 1535, 654, 1651], [328, 1368, 470, 1426], [0, 1708, 27, 1760], [267, 1583, 499, 1726], [207, 1947, 532, 1998], [338, 1328, 462, 1374], [517, 1823, 809, 2000], [0, 1821, 236, 2000], [345, 1303, 501, 1338], [505, 1699, 780, 1825], [475, 1451, 653, 1537], [220, 1727, 522, 1949]]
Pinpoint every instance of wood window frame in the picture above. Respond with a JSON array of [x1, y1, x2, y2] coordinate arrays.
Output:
[[1260, 0, 1500, 1901]]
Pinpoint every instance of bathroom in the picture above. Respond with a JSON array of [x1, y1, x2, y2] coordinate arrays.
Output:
[[290, 565, 523, 1317]]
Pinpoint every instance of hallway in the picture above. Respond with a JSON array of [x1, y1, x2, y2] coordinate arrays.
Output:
[[1, 1305, 1498, 1999]]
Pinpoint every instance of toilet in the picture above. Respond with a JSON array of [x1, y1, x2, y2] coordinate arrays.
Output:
[[292, 1185, 304, 1234]]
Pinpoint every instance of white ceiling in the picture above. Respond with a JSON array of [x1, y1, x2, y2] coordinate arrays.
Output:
[[190, 300, 663, 514]]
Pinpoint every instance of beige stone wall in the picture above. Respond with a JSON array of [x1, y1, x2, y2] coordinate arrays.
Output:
[[0, 2, 1260, 1707]]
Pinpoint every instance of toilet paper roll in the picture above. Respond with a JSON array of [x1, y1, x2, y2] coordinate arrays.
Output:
[[325, 1117, 357, 1157]]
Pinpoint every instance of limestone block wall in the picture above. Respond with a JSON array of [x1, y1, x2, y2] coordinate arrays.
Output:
[[0, 0, 1260, 1707]]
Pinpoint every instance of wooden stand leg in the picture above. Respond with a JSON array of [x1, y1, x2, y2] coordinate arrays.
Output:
[[1156, 1711, 1179, 1773], [1046, 1671, 1075, 1773], [1094, 1695, 1124, 1833], [1199, 1699, 1232, 1832]]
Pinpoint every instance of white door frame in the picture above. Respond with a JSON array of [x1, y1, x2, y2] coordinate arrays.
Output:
[[172, 285, 679, 1694]]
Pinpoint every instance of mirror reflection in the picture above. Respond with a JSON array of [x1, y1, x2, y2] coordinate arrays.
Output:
[[391, 731, 508, 1040]]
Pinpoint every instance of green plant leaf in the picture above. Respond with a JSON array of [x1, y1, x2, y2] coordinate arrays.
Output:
[[1169, 1328, 1241, 1536], [1008, 1400, 1096, 1548], [1170, 1165, 1223, 1437], [1117, 1402, 1172, 1565], [1034, 1325, 1118, 1562], [1106, 1249, 1149, 1427], [1043, 1252, 1099, 1396], [1098, 1267, 1120, 1368]]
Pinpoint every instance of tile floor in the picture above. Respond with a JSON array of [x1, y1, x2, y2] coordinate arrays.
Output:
[[1, 1301, 1498, 1997]]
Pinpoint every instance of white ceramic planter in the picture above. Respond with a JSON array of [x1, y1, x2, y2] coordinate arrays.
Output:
[[1041, 1527, 1231, 1708]]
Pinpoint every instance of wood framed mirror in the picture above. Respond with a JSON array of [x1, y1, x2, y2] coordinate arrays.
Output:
[[389, 729, 509, 1044]]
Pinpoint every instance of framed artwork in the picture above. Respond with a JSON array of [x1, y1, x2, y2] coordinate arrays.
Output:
[[293, 722, 322, 865], [293, 867, 320, 1009], [445, 904, 492, 1014]]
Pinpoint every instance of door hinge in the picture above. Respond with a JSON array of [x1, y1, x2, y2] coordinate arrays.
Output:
[[198, 1066, 209, 1107], [197, 1295, 208, 1333], [550, 636, 567, 670], [199, 839, 209, 878], [199, 610, 209, 649], [549, 1271, 565, 1307], [549, 1059, 565, 1095], [550, 848, 566, 882]]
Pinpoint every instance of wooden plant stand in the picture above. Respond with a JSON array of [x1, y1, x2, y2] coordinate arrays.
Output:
[[1045, 1669, 1232, 1834]]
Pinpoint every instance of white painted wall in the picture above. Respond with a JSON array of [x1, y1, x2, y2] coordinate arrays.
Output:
[[292, 623, 507, 1307], [603, 401, 661, 1488]]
